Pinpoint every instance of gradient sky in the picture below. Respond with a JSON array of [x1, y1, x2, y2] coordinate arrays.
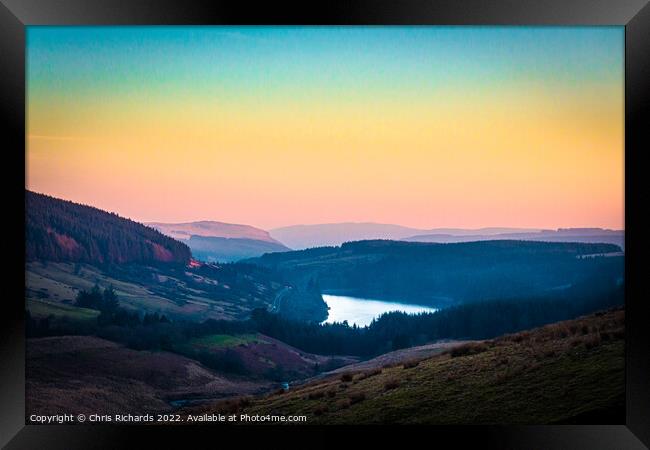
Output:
[[26, 26, 624, 230]]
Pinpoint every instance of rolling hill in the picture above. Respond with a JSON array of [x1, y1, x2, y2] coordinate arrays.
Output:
[[269, 223, 540, 249], [26, 333, 356, 415], [149, 221, 290, 262], [249, 239, 624, 307], [405, 228, 625, 250], [147, 220, 280, 243], [26, 335, 273, 415], [25, 261, 286, 322], [187, 236, 290, 263], [25, 191, 326, 322], [197, 308, 625, 424], [269, 222, 624, 251], [26, 191, 191, 264]]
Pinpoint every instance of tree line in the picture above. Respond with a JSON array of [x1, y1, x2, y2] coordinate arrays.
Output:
[[28, 278, 624, 362], [250, 239, 624, 306]]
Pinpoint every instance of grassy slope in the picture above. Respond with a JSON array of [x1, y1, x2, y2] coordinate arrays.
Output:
[[27, 298, 100, 322], [26, 335, 273, 416], [177, 333, 358, 380], [208, 309, 624, 424], [26, 333, 358, 416], [25, 262, 277, 321], [190, 334, 261, 348]]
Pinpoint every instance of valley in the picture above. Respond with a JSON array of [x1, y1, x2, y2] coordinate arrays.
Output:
[[20, 24, 628, 432], [24, 190, 626, 424], [195, 309, 624, 424]]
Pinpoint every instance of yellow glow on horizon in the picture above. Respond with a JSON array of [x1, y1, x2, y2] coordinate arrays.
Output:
[[27, 78, 623, 230]]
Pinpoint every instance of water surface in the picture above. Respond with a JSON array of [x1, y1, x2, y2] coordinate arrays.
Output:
[[322, 294, 438, 327]]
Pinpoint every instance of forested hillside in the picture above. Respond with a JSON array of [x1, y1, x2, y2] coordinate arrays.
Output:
[[250, 240, 624, 306], [26, 191, 191, 264]]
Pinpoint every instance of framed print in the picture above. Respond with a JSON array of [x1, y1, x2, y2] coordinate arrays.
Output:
[[1, 0, 649, 448]]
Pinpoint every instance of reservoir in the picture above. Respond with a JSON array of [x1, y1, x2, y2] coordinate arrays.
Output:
[[322, 294, 438, 327]]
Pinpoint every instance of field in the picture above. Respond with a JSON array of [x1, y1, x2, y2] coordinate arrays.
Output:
[[193, 308, 625, 424], [27, 298, 99, 322], [26, 331, 358, 416], [190, 334, 261, 348], [26, 335, 274, 415], [179, 333, 357, 381], [25, 261, 279, 321]]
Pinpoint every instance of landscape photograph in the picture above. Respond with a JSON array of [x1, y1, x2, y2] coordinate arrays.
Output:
[[25, 25, 624, 424]]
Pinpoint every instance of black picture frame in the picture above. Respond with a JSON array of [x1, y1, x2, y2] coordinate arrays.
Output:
[[2, 1, 648, 448]]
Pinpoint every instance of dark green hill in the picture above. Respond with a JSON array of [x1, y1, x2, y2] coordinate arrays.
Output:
[[203, 308, 625, 424], [249, 239, 624, 307], [26, 191, 191, 265]]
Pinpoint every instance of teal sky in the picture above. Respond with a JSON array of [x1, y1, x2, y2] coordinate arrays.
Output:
[[27, 26, 623, 104]]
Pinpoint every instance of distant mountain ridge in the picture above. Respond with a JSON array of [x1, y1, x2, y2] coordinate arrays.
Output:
[[149, 220, 290, 262], [148, 221, 282, 244], [405, 228, 624, 250], [269, 222, 625, 250], [270, 222, 541, 249], [187, 235, 290, 263], [26, 191, 191, 264], [269, 222, 427, 249]]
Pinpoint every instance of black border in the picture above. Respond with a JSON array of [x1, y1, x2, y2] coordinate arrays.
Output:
[[2, 1, 649, 448]]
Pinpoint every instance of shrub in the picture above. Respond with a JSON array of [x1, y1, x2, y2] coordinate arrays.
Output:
[[348, 392, 366, 404], [543, 349, 556, 358], [511, 334, 525, 343], [216, 399, 242, 414], [382, 362, 399, 369], [403, 360, 420, 369], [325, 388, 337, 398], [495, 371, 510, 384], [308, 390, 325, 400], [336, 399, 351, 410], [238, 396, 252, 408], [195, 349, 247, 375], [584, 334, 602, 350], [450, 342, 488, 358], [314, 405, 328, 416], [570, 337, 582, 347], [340, 373, 353, 382], [384, 379, 400, 391], [358, 368, 382, 380]]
